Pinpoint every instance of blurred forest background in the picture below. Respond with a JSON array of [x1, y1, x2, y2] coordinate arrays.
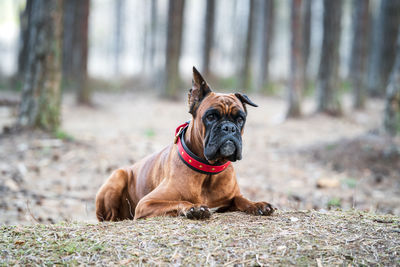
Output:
[[0, 0, 399, 225]]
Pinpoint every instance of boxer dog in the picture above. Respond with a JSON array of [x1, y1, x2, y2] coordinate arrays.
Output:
[[96, 67, 275, 221]]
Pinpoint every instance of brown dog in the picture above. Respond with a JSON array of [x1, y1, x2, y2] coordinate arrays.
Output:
[[95, 67, 275, 221]]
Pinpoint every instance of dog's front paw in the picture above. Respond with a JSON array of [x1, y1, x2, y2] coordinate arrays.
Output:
[[245, 202, 276, 216], [185, 205, 211, 220]]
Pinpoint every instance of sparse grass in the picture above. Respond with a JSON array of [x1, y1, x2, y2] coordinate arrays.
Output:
[[327, 197, 342, 208], [144, 128, 156, 138], [1, 210, 399, 266], [342, 177, 357, 189], [325, 143, 337, 150], [54, 129, 74, 141]]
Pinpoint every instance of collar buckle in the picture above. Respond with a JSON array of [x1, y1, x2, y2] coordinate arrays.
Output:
[[174, 126, 184, 144]]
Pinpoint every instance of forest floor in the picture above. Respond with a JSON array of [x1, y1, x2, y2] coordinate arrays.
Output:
[[1, 210, 399, 266], [0, 91, 399, 225]]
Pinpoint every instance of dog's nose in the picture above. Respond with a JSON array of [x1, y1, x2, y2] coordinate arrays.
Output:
[[221, 123, 236, 134]]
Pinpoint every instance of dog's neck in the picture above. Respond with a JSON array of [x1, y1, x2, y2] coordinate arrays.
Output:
[[184, 122, 206, 161]]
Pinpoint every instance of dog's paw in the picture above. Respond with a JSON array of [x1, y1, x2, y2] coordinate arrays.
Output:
[[185, 205, 211, 220], [244, 202, 276, 216]]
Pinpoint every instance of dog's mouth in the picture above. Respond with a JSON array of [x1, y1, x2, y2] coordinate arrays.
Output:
[[205, 138, 242, 163], [219, 140, 236, 158]]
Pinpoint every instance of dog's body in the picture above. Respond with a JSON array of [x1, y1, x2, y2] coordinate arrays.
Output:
[[96, 67, 274, 221]]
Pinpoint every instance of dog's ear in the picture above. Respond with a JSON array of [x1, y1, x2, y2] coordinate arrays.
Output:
[[188, 66, 212, 116], [235, 93, 258, 113]]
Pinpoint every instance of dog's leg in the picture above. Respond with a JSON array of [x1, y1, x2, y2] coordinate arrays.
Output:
[[135, 199, 211, 220], [134, 180, 211, 220], [96, 169, 135, 221], [218, 195, 275, 216]]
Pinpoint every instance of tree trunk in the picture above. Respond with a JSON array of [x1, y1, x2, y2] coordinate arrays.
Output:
[[254, 0, 274, 92], [17, 0, 33, 79], [150, 0, 157, 71], [240, 0, 255, 91], [114, 0, 124, 76], [350, 0, 370, 109], [203, 0, 215, 77], [368, 0, 400, 97], [63, 0, 90, 104], [18, 0, 63, 131], [302, 0, 311, 87], [384, 30, 400, 136], [287, 0, 304, 118], [143, 0, 158, 76], [164, 0, 185, 99], [316, 0, 343, 116]]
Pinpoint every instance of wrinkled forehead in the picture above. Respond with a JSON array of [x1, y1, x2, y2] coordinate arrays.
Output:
[[199, 93, 245, 116]]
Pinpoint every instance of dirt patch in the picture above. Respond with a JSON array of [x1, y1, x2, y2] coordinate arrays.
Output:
[[1, 211, 399, 266], [309, 134, 400, 180]]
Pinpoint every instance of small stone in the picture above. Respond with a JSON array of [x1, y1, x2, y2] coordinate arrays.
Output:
[[316, 178, 340, 188], [277, 245, 286, 251]]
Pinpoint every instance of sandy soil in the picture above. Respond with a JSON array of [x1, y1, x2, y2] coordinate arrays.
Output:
[[0, 91, 399, 225]]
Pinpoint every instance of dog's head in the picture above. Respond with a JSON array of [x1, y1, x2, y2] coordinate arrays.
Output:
[[188, 67, 257, 163]]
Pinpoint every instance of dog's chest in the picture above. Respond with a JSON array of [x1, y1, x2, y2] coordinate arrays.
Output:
[[199, 175, 235, 207]]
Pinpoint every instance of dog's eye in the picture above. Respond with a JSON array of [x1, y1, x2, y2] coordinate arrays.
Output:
[[206, 114, 216, 122], [237, 117, 244, 126]]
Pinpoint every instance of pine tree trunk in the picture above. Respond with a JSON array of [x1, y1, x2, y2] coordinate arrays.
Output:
[[63, 0, 90, 104], [150, 0, 157, 71], [164, 0, 185, 99], [62, 0, 74, 81], [287, 0, 304, 118], [350, 0, 370, 109], [18, 0, 63, 131], [17, 0, 33, 79], [384, 30, 400, 136], [76, 0, 90, 104], [143, 0, 158, 76], [254, 0, 274, 92], [316, 0, 343, 116], [368, 0, 400, 97], [240, 0, 255, 91], [203, 0, 215, 77], [302, 0, 311, 87]]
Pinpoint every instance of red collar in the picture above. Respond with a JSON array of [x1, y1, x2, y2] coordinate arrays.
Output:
[[175, 122, 231, 175]]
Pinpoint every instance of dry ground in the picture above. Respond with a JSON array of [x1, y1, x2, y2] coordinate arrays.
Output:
[[0, 91, 399, 225], [1, 211, 399, 266]]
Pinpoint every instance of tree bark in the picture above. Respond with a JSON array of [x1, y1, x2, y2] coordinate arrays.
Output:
[[287, 0, 304, 118], [254, 0, 274, 92], [150, 0, 157, 71], [316, 0, 343, 116], [302, 0, 311, 86], [349, 0, 370, 109], [240, 0, 255, 91], [368, 0, 400, 97], [142, 0, 158, 76], [384, 30, 400, 136], [203, 0, 215, 77], [164, 0, 185, 99], [18, 0, 63, 131], [63, 0, 90, 104], [17, 0, 33, 79]]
